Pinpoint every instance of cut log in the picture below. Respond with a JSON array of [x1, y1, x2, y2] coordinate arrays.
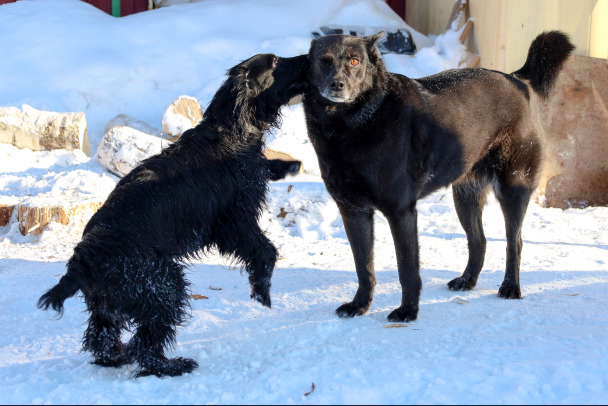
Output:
[[104, 114, 161, 137], [263, 149, 299, 162], [161, 96, 203, 140], [264, 149, 305, 175], [0, 105, 91, 155], [0, 204, 15, 227], [16, 201, 104, 236], [97, 125, 167, 177]]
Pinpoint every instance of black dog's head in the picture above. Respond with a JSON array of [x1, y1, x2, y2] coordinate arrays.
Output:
[[229, 53, 310, 105], [308, 32, 385, 103], [204, 53, 309, 137]]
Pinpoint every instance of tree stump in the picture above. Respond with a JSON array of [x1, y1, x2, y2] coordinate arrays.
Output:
[[16, 201, 104, 235]]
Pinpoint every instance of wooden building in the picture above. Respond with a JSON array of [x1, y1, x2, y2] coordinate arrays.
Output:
[[404, 0, 608, 72]]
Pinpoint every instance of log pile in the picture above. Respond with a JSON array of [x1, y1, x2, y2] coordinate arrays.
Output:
[[1, 95, 304, 236]]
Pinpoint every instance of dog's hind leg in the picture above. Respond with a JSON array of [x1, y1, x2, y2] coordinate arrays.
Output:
[[335, 206, 376, 318], [448, 178, 490, 291], [494, 183, 534, 299], [125, 259, 197, 378], [128, 322, 198, 378], [83, 302, 129, 368], [492, 130, 541, 299]]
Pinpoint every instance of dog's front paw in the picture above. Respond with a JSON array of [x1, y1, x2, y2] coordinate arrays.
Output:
[[251, 283, 272, 308], [498, 283, 522, 299], [336, 301, 369, 318], [387, 306, 418, 323], [448, 276, 477, 291], [287, 161, 302, 175]]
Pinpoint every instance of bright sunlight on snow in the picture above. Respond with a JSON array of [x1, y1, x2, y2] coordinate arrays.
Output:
[[0, 0, 607, 404]]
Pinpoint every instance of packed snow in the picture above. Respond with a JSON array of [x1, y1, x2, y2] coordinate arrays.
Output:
[[1, 0, 607, 404]]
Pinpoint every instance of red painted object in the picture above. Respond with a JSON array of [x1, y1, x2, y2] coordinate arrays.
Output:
[[119, 0, 148, 16], [387, 0, 406, 20], [0, 0, 17, 5], [82, 0, 148, 16], [83, 0, 112, 14]]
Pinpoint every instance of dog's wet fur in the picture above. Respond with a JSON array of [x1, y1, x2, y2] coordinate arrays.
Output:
[[304, 31, 574, 322], [38, 53, 309, 378]]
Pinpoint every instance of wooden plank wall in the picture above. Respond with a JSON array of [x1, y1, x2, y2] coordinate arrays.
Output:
[[506, 0, 595, 72], [405, 0, 608, 72]]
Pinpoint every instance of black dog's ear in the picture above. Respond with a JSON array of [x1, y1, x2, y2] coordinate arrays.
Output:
[[365, 31, 384, 49], [228, 66, 250, 88], [308, 38, 318, 58], [364, 31, 384, 64]]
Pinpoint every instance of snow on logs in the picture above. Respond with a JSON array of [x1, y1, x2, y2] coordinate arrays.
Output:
[[160, 95, 203, 140], [97, 118, 165, 178], [1, 96, 302, 236], [0, 190, 107, 236], [0, 105, 99, 235], [96, 95, 203, 176], [0, 105, 91, 155]]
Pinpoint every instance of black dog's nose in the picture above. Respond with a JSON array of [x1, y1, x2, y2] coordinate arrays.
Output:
[[330, 80, 345, 90]]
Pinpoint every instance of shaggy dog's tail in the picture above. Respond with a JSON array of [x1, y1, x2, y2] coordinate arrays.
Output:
[[512, 31, 575, 99], [37, 259, 83, 317]]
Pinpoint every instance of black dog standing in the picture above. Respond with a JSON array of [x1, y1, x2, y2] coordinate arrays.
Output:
[[38, 54, 308, 378], [304, 31, 573, 322]]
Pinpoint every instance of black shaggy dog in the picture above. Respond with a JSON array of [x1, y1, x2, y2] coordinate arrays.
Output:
[[38, 53, 309, 378], [304, 31, 573, 322]]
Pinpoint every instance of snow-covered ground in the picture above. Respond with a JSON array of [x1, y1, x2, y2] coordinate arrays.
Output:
[[1, 0, 607, 404]]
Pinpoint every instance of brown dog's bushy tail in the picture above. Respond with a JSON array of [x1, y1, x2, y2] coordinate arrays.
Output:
[[37, 259, 83, 317], [512, 31, 574, 99]]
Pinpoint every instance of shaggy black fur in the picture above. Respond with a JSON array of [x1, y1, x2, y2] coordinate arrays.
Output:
[[304, 31, 573, 322], [38, 53, 309, 378]]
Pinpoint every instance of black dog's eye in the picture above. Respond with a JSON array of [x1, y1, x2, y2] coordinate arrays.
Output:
[[350, 58, 360, 66], [322, 56, 333, 65], [273, 56, 279, 67]]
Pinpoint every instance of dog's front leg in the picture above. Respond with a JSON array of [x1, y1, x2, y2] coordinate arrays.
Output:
[[216, 220, 277, 308], [336, 206, 376, 318], [386, 207, 421, 322], [246, 235, 277, 309]]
